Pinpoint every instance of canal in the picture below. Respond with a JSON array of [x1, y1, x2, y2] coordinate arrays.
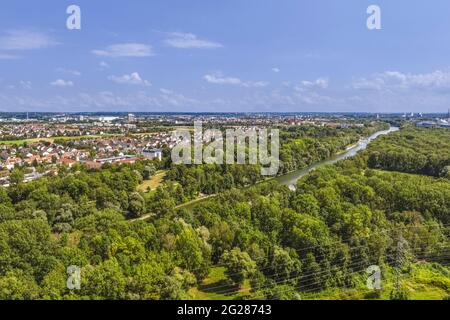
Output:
[[275, 126, 400, 188]]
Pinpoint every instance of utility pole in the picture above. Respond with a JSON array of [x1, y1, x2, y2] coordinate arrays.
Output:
[[394, 231, 403, 293], [391, 230, 409, 300]]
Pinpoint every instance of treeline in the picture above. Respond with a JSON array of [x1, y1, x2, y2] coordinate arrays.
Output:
[[365, 127, 450, 178], [165, 164, 262, 197], [163, 123, 389, 195], [278, 123, 388, 174], [0, 159, 163, 226]]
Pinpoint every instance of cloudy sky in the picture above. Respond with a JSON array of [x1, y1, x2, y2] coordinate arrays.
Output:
[[1, 0, 450, 113]]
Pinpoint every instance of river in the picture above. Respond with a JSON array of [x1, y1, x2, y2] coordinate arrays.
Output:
[[275, 126, 400, 188], [135, 126, 399, 221]]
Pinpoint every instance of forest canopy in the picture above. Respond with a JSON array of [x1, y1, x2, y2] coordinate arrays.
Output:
[[0, 124, 448, 300]]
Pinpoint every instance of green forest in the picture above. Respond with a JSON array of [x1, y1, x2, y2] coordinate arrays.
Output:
[[365, 127, 450, 177], [0, 125, 449, 300]]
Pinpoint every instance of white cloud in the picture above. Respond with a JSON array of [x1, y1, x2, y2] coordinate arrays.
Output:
[[204, 73, 242, 85], [92, 43, 153, 57], [20, 81, 32, 90], [406, 70, 450, 89], [352, 77, 384, 90], [108, 72, 151, 86], [99, 61, 110, 68], [4, 81, 32, 90], [353, 70, 450, 91], [299, 77, 329, 89], [50, 79, 74, 87], [0, 30, 58, 50], [159, 88, 198, 106], [272, 67, 280, 73], [244, 81, 269, 88], [164, 32, 223, 49], [204, 72, 268, 88], [0, 88, 202, 111], [56, 68, 81, 76], [292, 90, 333, 105], [6, 68, 450, 113]]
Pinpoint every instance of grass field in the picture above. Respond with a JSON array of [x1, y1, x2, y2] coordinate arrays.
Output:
[[0, 134, 119, 145], [188, 267, 251, 300], [137, 170, 167, 193], [187, 263, 449, 300], [301, 263, 449, 300], [0, 138, 45, 145]]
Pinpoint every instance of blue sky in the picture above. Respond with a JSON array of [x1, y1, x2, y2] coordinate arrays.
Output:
[[1, 0, 450, 112]]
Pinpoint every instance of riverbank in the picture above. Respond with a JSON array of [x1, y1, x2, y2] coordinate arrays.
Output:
[[275, 126, 399, 187], [132, 126, 399, 221]]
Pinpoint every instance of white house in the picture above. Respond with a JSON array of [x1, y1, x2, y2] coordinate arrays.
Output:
[[142, 148, 162, 161]]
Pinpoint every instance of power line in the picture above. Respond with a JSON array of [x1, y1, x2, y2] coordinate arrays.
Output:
[[178, 222, 450, 278], [207, 246, 450, 297], [215, 258, 372, 297]]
